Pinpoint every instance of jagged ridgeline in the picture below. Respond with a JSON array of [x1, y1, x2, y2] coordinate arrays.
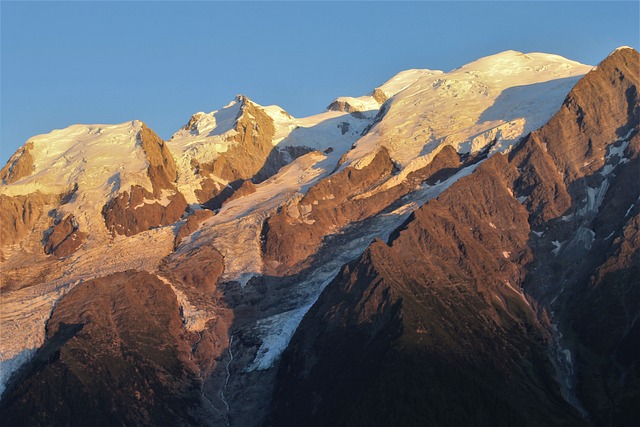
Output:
[[0, 48, 638, 427]]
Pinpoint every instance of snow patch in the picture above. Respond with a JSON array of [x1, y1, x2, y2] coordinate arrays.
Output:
[[0, 347, 37, 398], [157, 275, 213, 331], [552, 240, 563, 256], [246, 304, 312, 371], [574, 227, 596, 250], [626, 204, 635, 217], [579, 180, 609, 215]]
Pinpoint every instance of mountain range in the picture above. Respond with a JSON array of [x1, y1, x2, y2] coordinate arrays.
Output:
[[0, 47, 638, 426]]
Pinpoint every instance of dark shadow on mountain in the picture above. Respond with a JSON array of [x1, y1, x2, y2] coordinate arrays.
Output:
[[479, 76, 583, 124], [0, 322, 84, 409]]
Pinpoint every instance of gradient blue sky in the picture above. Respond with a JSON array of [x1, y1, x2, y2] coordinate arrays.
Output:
[[2, 1, 638, 165]]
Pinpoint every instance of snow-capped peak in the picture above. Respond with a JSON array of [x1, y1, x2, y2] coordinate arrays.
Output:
[[0, 120, 160, 239], [340, 50, 593, 173]]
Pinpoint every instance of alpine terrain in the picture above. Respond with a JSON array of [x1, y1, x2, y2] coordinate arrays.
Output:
[[0, 47, 638, 426]]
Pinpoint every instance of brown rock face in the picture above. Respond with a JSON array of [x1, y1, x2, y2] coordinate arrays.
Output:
[[203, 98, 278, 184], [43, 214, 86, 257], [160, 245, 224, 295], [190, 99, 312, 207], [262, 145, 462, 274], [102, 124, 188, 236], [139, 124, 179, 192], [174, 209, 215, 249], [0, 142, 35, 185], [103, 187, 187, 236], [535, 48, 639, 184], [262, 147, 398, 273], [223, 179, 257, 206], [0, 271, 212, 426], [0, 192, 59, 248], [372, 87, 389, 104], [269, 153, 581, 427]]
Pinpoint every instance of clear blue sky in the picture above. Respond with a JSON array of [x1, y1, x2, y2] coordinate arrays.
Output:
[[2, 1, 638, 165]]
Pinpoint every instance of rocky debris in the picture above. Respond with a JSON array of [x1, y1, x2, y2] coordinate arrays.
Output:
[[0, 192, 59, 248], [43, 214, 86, 257], [0, 142, 35, 185], [0, 271, 215, 426], [174, 209, 215, 249]]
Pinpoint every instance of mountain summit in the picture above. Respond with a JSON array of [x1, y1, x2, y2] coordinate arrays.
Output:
[[0, 48, 638, 426]]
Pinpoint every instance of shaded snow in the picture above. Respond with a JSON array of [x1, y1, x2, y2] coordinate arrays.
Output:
[[0, 347, 37, 398]]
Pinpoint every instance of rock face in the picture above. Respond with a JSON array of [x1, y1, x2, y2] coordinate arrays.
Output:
[[0, 142, 35, 185], [102, 125, 188, 237], [174, 209, 215, 249], [268, 154, 581, 427], [268, 48, 640, 426], [262, 144, 464, 274], [0, 271, 212, 426], [188, 97, 312, 207], [0, 192, 59, 248], [43, 214, 86, 257]]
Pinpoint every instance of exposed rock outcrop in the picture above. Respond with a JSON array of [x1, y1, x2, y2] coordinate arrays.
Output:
[[262, 144, 463, 274], [102, 188, 187, 237], [0, 192, 59, 248], [269, 153, 581, 426], [188, 98, 313, 207], [262, 147, 398, 273], [43, 214, 86, 257], [174, 209, 215, 249], [160, 245, 224, 295], [0, 142, 35, 185]]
